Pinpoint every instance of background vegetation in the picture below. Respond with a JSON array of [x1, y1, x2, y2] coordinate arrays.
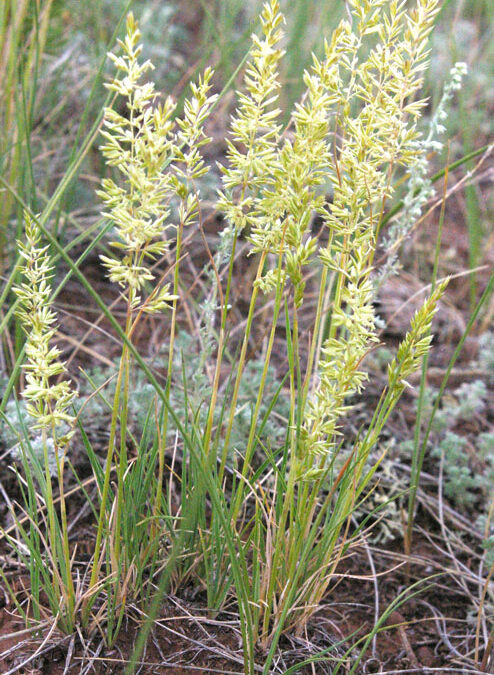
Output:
[[0, 1, 493, 673]]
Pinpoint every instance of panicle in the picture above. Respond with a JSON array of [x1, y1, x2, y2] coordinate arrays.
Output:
[[297, 0, 441, 462], [99, 12, 217, 313], [387, 279, 448, 401], [14, 213, 76, 444], [217, 0, 442, 465], [217, 0, 285, 236]]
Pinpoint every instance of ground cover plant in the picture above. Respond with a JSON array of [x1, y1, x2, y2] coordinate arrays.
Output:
[[0, 0, 493, 673]]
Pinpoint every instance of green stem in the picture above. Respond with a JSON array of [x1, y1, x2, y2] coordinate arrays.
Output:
[[261, 295, 300, 643], [405, 167, 447, 558], [53, 431, 75, 630], [204, 229, 239, 462], [41, 426, 58, 594], [219, 251, 267, 480], [300, 265, 329, 413], [155, 220, 184, 525], [114, 316, 132, 569], [83, 350, 126, 623], [228, 254, 286, 521]]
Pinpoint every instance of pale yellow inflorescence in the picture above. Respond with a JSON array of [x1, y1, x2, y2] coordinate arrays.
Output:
[[216, 0, 285, 236], [219, 0, 443, 465], [302, 0, 441, 461], [14, 214, 76, 444], [99, 12, 217, 313], [387, 279, 448, 401], [95, 0, 445, 469]]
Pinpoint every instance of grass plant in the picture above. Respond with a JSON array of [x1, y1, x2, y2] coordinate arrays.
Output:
[[1, 1, 493, 674], [0, 0, 54, 270]]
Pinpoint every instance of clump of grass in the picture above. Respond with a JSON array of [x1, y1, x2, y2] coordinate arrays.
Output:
[[8, 212, 77, 632], [5, 1, 463, 672], [0, 0, 54, 270]]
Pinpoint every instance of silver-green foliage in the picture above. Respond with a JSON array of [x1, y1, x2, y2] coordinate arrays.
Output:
[[412, 378, 493, 507]]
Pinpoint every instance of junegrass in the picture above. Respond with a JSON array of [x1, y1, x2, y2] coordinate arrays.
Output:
[[1, 1, 493, 674]]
